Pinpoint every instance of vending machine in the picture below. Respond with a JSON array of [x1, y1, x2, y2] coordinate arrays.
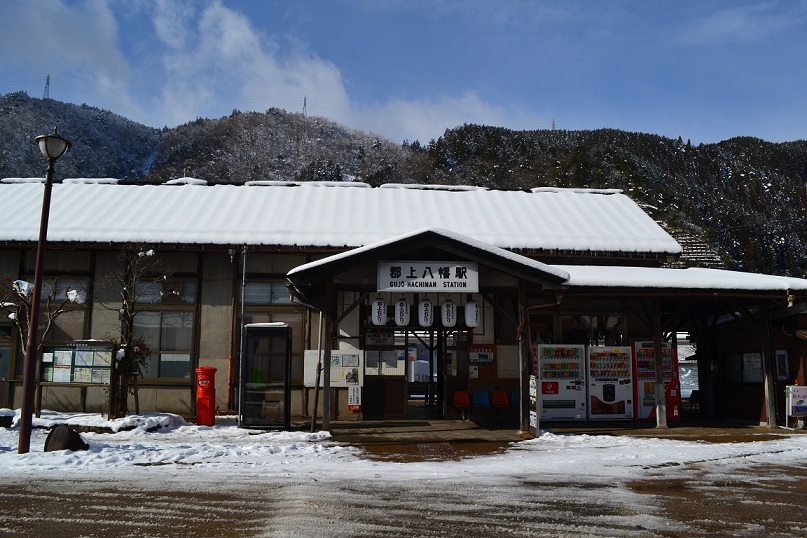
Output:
[[587, 346, 634, 420], [533, 344, 586, 421], [633, 341, 680, 421]]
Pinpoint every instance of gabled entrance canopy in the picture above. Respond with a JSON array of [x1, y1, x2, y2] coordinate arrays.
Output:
[[287, 228, 569, 310]]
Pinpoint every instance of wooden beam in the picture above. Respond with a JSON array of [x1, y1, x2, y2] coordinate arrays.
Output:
[[653, 301, 669, 428]]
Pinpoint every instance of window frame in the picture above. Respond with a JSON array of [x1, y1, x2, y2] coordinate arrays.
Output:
[[132, 277, 198, 382]]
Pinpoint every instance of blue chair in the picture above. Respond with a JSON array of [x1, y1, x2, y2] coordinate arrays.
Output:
[[472, 390, 492, 408], [510, 390, 520, 408]]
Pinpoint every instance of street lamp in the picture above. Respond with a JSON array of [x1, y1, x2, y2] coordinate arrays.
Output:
[[17, 127, 71, 454]]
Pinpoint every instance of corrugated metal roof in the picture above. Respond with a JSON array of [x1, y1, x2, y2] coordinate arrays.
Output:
[[0, 181, 682, 255]]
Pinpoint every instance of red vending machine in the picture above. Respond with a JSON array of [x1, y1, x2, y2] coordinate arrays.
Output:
[[587, 346, 634, 420], [633, 341, 680, 421], [533, 344, 586, 421]]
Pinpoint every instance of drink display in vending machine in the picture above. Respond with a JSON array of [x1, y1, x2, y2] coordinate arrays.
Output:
[[633, 341, 680, 421], [533, 344, 586, 421], [587, 346, 634, 420]]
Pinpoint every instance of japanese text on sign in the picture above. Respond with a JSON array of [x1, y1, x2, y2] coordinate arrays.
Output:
[[377, 261, 479, 293]]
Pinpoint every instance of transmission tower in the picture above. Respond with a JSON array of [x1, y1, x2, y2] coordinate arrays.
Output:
[[43, 75, 50, 99], [303, 96, 307, 117]]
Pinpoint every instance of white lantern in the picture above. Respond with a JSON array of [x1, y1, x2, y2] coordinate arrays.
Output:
[[394, 298, 410, 326], [371, 297, 386, 326], [464, 300, 481, 328], [418, 299, 434, 327], [441, 300, 457, 327]]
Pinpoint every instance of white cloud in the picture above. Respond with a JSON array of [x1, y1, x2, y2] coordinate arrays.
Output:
[[0, 1, 562, 143], [0, 0, 129, 81], [348, 93, 550, 144], [675, 3, 804, 46], [153, 0, 194, 51], [147, 1, 350, 127]]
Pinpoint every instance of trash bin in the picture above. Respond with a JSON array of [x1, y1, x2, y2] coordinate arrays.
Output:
[[196, 366, 217, 426]]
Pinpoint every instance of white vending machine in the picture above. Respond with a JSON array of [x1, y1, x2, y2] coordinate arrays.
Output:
[[587, 346, 634, 420], [533, 344, 586, 421]]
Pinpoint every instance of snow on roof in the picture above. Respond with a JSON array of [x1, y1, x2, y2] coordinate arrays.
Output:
[[379, 183, 485, 191], [164, 177, 207, 185], [557, 265, 807, 292], [1, 177, 46, 184], [288, 227, 571, 282], [0, 181, 681, 254], [62, 177, 121, 185]]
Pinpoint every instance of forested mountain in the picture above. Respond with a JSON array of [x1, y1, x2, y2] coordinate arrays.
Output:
[[1, 91, 806, 278]]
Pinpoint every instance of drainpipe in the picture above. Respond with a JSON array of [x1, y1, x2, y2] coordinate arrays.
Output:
[[226, 247, 237, 411], [237, 245, 247, 420]]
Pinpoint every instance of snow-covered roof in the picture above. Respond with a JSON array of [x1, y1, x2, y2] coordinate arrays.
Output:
[[557, 265, 807, 292], [0, 180, 681, 255], [288, 227, 571, 285]]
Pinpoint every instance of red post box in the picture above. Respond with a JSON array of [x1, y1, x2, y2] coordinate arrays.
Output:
[[195, 366, 217, 426]]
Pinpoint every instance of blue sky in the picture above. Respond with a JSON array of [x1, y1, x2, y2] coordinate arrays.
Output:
[[1, 0, 806, 145]]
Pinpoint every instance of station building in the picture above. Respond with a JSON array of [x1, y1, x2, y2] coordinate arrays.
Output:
[[1, 178, 805, 430]]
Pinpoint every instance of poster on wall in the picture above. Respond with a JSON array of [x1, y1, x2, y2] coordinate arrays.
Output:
[[348, 384, 362, 412], [496, 346, 519, 378], [303, 350, 364, 388], [776, 350, 789, 380]]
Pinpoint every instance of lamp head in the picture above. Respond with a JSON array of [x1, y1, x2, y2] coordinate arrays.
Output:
[[35, 127, 71, 161]]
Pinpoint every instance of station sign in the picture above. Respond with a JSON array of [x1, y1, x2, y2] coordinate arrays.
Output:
[[377, 261, 479, 293]]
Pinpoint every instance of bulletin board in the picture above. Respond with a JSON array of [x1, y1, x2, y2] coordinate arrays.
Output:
[[40, 341, 116, 385]]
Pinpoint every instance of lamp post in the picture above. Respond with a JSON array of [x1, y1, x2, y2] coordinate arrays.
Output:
[[17, 127, 71, 454]]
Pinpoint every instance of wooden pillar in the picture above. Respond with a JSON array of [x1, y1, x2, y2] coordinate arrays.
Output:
[[761, 309, 777, 427], [518, 281, 533, 433], [322, 279, 333, 431], [653, 301, 669, 428]]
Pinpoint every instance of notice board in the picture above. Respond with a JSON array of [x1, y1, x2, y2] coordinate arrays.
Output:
[[41, 341, 116, 384]]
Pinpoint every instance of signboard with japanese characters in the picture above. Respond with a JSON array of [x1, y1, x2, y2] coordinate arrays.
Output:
[[469, 345, 495, 365], [787, 385, 807, 418], [377, 261, 479, 293]]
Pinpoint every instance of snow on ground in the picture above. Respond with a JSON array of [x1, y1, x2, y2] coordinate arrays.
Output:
[[1, 409, 805, 482], [3, 410, 807, 535]]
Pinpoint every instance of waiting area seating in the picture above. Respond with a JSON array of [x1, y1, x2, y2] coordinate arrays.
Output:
[[453, 390, 472, 420], [453, 388, 519, 420], [491, 390, 511, 409]]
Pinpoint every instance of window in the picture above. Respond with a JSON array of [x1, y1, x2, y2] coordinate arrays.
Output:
[[560, 314, 623, 346], [242, 281, 304, 381], [133, 280, 197, 380], [10, 277, 89, 379], [742, 352, 764, 383], [135, 281, 196, 304], [244, 282, 292, 305], [723, 352, 764, 384], [0, 322, 12, 380], [243, 311, 304, 381]]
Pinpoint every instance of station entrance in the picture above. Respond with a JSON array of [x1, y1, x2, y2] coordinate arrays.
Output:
[[361, 328, 470, 420]]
